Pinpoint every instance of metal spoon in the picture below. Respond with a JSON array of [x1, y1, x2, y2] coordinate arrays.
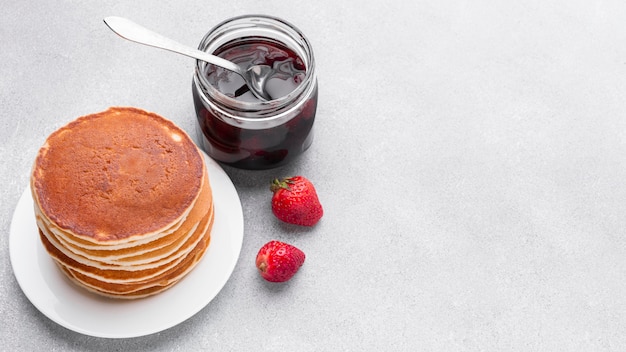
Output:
[[103, 16, 272, 101]]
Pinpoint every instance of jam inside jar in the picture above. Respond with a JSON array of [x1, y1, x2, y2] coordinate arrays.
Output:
[[192, 15, 318, 169]]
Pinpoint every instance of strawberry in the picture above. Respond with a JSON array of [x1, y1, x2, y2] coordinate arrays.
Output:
[[256, 240, 305, 282], [270, 176, 323, 226]]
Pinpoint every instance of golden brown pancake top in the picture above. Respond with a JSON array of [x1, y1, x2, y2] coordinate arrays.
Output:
[[32, 107, 204, 242]]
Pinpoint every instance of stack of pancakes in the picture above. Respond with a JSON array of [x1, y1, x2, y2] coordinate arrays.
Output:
[[31, 107, 213, 299]]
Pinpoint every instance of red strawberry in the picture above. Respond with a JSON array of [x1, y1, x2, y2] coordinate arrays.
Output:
[[270, 176, 323, 226], [256, 240, 306, 282]]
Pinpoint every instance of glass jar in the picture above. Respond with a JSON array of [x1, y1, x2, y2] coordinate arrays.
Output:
[[192, 15, 318, 169]]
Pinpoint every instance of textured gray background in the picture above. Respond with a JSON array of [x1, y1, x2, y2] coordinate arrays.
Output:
[[1, 0, 626, 351]]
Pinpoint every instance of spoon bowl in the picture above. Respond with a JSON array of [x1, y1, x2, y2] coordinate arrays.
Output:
[[103, 16, 272, 101]]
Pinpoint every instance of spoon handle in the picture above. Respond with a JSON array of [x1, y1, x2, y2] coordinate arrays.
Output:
[[103, 16, 242, 75]]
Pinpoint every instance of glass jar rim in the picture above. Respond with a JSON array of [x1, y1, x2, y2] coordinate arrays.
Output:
[[194, 14, 316, 124]]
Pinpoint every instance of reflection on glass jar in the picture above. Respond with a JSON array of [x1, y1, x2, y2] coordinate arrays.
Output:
[[192, 15, 318, 170]]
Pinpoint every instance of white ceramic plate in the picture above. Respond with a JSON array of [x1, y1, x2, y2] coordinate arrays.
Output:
[[9, 155, 243, 338]]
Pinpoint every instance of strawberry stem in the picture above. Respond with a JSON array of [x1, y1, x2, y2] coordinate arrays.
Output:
[[270, 177, 294, 192]]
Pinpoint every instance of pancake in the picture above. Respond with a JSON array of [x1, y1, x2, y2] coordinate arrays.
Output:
[[32, 107, 204, 244], [31, 107, 214, 299], [36, 170, 213, 266], [36, 178, 213, 275]]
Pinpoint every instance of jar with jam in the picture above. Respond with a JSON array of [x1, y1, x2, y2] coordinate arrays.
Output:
[[192, 15, 318, 169]]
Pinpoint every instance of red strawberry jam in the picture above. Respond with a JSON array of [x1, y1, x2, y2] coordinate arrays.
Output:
[[193, 37, 317, 169], [205, 39, 307, 102]]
